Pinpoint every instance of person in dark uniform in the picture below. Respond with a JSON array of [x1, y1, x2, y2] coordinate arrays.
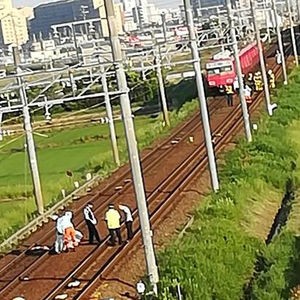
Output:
[[83, 202, 101, 244]]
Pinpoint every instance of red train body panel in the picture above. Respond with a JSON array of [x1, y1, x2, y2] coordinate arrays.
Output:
[[205, 41, 259, 89]]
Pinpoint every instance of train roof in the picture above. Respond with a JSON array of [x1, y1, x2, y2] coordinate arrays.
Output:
[[239, 41, 257, 56]]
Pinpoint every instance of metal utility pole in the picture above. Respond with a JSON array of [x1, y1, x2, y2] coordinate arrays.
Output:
[[17, 74, 44, 215], [250, 0, 272, 116], [226, 0, 252, 142], [80, 5, 89, 39], [264, 0, 271, 43], [183, 0, 219, 192], [100, 62, 120, 166], [104, 0, 159, 294], [151, 32, 170, 127], [287, 0, 299, 66], [68, 70, 76, 97], [154, 47, 170, 127], [72, 23, 80, 62], [161, 12, 167, 43], [271, 0, 288, 84]]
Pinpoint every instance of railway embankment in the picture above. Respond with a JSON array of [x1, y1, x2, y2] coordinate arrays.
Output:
[[157, 69, 300, 299]]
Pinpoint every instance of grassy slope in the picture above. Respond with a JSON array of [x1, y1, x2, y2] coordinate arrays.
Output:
[[157, 71, 300, 299], [250, 121, 300, 300]]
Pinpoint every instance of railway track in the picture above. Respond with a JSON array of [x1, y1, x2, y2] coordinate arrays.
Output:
[[0, 99, 224, 298], [43, 39, 294, 300], [0, 29, 296, 299], [45, 52, 288, 300]]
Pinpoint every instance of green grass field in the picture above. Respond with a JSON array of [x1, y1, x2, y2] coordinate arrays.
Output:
[[0, 116, 159, 240], [0, 95, 200, 243]]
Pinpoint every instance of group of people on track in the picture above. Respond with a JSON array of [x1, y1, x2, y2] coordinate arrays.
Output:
[[220, 68, 276, 107], [51, 202, 133, 254], [220, 49, 282, 107]]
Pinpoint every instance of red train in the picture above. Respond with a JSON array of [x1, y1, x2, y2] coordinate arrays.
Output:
[[205, 41, 259, 92]]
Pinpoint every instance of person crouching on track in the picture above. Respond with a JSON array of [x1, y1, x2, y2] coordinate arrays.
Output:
[[225, 84, 234, 107], [83, 202, 101, 244], [105, 203, 122, 246], [62, 211, 77, 252]]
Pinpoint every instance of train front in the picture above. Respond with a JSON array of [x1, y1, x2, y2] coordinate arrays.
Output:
[[205, 58, 235, 95]]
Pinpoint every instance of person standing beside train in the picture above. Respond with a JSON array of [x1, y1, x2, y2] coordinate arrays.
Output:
[[254, 72, 263, 92], [276, 50, 282, 65], [267, 70, 276, 89], [225, 85, 234, 107], [233, 76, 239, 94]]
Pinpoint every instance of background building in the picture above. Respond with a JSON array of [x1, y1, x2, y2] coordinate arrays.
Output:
[[30, 0, 100, 38], [96, 0, 124, 37], [0, 0, 29, 46]]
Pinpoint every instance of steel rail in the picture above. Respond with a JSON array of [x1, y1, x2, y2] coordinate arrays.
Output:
[[0, 27, 292, 298], [48, 39, 295, 300], [0, 100, 222, 296]]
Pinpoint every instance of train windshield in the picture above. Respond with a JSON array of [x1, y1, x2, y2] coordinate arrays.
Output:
[[207, 65, 232, 75], [206, 60, 233, 75]]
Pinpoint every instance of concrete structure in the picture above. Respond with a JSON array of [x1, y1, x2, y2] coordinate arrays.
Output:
[[191, 0, 225, 16], [97, 0, 124, 37], [30, 0, 100, 38], [0, 0, 29, 46]]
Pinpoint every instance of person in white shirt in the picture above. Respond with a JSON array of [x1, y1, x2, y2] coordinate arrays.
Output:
[[119, 204, 133, 240], [83, 202, 101, 244], [244, 84, 252, 104], [276, 50, 282, 65], [51, 214, 64, 254], [233, 77, 239, 93]]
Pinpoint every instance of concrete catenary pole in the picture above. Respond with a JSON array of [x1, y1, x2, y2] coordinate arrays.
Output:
[[104, 0, 159, 294], [17, 74, 44, 215], [155, 46, 170, 127], [183, 0, 219, 192], [100, 62, 120, 166], [287, 0, 299, 66], [226, 0, 252, 142], [271, 0, 288, 84], [250, 0, 272, 116]]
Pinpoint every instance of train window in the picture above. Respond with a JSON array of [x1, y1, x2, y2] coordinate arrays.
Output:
[[207, 65, 232, 75], [221, 66, 232, 72], [208, 68, 220, 74]]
